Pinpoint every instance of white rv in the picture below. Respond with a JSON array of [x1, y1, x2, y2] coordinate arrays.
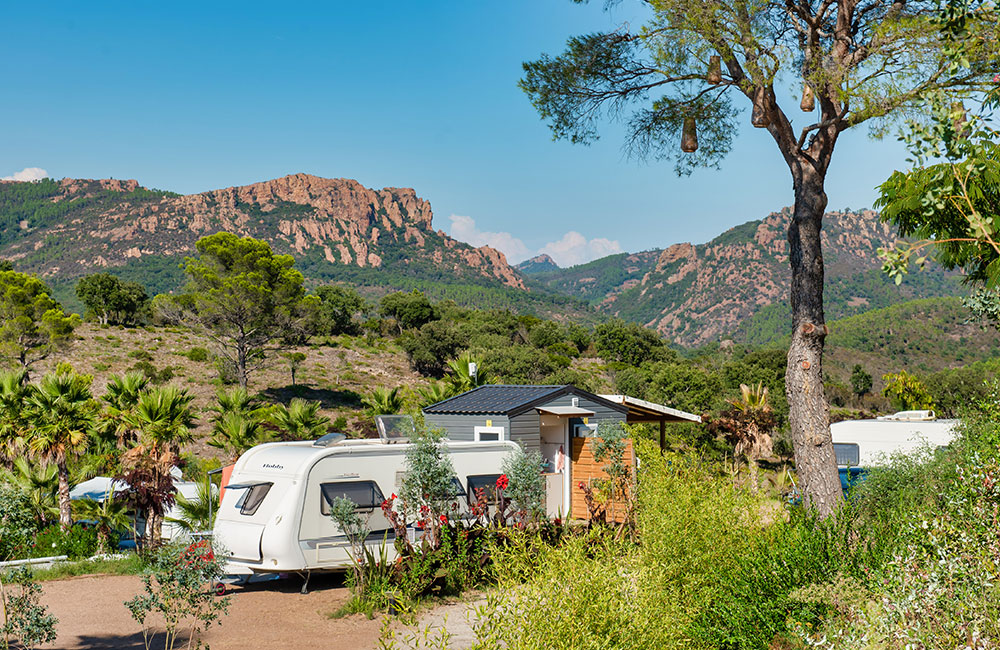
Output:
[[830, 410, 957, 492], [212, 433, 518, 589], [830, 410, 957, 467]]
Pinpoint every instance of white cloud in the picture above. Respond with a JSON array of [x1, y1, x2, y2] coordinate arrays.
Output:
[[448, 214, 623, 268], [1, 167, 47, 182], [448, 215, 532, 262], [539, 231, 623, 267]]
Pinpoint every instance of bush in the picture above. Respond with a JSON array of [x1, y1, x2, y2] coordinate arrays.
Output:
[[0, 486, 40, 561], [500, 449, 546, 523], [30, 525, 98, 560], [0, 566, 58, 648], [185, 347, 209, 362], [124, 541, 230, 650]]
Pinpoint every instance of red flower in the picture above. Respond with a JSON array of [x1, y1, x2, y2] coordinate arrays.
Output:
[[578, 481, 585, 490], [439, 514, 448, 525], [496, 474, 509, 490], [390, 493, 397, 500]]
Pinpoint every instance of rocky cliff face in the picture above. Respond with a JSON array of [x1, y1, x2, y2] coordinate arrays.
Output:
[[605, 208, 921, 345], [1, 173, 524, 290]]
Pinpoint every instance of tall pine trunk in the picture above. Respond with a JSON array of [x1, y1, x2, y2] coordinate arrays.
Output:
[[785, 168, 843, 516], [57, 456, 73, 531]]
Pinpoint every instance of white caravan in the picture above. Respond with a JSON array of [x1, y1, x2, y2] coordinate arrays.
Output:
[[830, 410, 957, 468], [212, 434, 518, 589]]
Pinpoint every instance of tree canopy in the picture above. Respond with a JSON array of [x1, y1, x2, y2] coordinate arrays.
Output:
[[75, 272, 149, 326], [164, 232, 319, 389], [0, 270, 79, 373]]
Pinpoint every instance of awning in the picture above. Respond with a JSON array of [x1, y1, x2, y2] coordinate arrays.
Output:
[[598, 395, 702, 423], [537, 406, 596, 417]]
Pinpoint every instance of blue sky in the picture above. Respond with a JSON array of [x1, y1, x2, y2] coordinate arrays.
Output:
[[1, 1, 911, 267]]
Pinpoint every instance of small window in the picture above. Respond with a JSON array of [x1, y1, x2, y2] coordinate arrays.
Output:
[[474, 426, 505, 442], [232, 483, 273, 516], [320, 481, 385, 515], [834, 443, 860, 467], [467, 474, 503, 502]]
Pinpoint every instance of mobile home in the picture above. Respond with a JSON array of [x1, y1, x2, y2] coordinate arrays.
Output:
[[830, 410, 957, 490], [422, 385, 700, 519], [212, 434, 518, 587]]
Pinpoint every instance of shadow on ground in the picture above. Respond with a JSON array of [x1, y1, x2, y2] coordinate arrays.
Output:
[[260, 385, 362, 409], [67, 631, 190, 650]]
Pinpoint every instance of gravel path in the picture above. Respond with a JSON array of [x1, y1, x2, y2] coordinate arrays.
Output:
[[39, 573, 384, 649]]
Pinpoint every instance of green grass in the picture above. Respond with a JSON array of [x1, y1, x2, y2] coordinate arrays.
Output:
[[32, 553, 146, 581]]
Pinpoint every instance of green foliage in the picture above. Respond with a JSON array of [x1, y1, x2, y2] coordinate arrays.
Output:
[[0, 566, 57, 650], [268, 398, 330, 441], [25, 370, 96, 529], [399, 320, 464, 376], [361, 387, 405, 420], [164, 481, 216, 534], [0, 485, 40, 561], [594, 318, 671, 366], [500, 449, 545, 523], [30, 525, 98, 560], [882, 370, 936, 411], [850, 364, 873, 397], [313, 284, 367, 336], [184, 346, 209, 362], [172, 231, 319, 389], [206, 412, 270, 462], [72, 493, 131, 555], [75, 273, 149, 326], [0, 270, 79, 369], [400, 429, 456, 534], [380, 290, 436, 331], [124, 541, 230, 650], [0, 459, 56, 528]]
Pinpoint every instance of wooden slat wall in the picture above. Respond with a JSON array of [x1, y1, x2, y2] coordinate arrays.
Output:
[[570, 437, 634, 522]]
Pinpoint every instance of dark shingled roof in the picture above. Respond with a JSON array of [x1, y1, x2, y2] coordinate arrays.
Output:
[[423, 385, 566, 416]]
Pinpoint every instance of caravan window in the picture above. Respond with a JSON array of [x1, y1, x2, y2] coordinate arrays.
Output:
[[232, 483, 273, 516], [320, 481, 385, 514], [834, 443, 861, 467], [467, 474, 503, 503]]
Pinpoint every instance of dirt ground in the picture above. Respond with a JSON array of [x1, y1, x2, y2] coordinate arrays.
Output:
[[39, 573, 385, 650]]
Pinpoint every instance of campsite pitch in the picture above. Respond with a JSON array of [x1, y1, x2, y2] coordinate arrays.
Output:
[[40, 573, 384, 649]]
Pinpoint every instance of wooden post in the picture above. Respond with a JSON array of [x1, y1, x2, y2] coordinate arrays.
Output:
[[659, 420, 666, 451]]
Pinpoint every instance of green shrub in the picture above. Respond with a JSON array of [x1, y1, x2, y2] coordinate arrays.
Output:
[[185, 347, 209, 362], [0, 486, 40, 561], [128, 349, 153, 362], [124, 541, 230, 650], [0, 566, 58, 648], [31, 525, 98, 560]]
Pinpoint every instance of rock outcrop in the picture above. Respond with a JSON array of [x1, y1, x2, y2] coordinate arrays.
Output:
[[1, 173, 524, 290]]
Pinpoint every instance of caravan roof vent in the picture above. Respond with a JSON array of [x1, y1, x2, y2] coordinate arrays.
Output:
[[313, 432, 347, 447], [877, 410, 936, 422], [376, 414, 415, 444]]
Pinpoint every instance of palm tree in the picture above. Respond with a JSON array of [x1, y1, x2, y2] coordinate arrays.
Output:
[[445, 351, 489, 394], [361, 387, 405, 421], [417, 380, 456, 409], [1, 457, 58, 525], [165, 481, 217, 534], [72, 492, 132, 555], [269, 398, 330, 441], [207, 412, 270, 462], [0, 368, 29, 458], [99, 371, 150, 445], [720, 382, 776, 493], [25, 371, 96, 530], [209, 386, 265, 423], [121, 386, 195, 545]]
